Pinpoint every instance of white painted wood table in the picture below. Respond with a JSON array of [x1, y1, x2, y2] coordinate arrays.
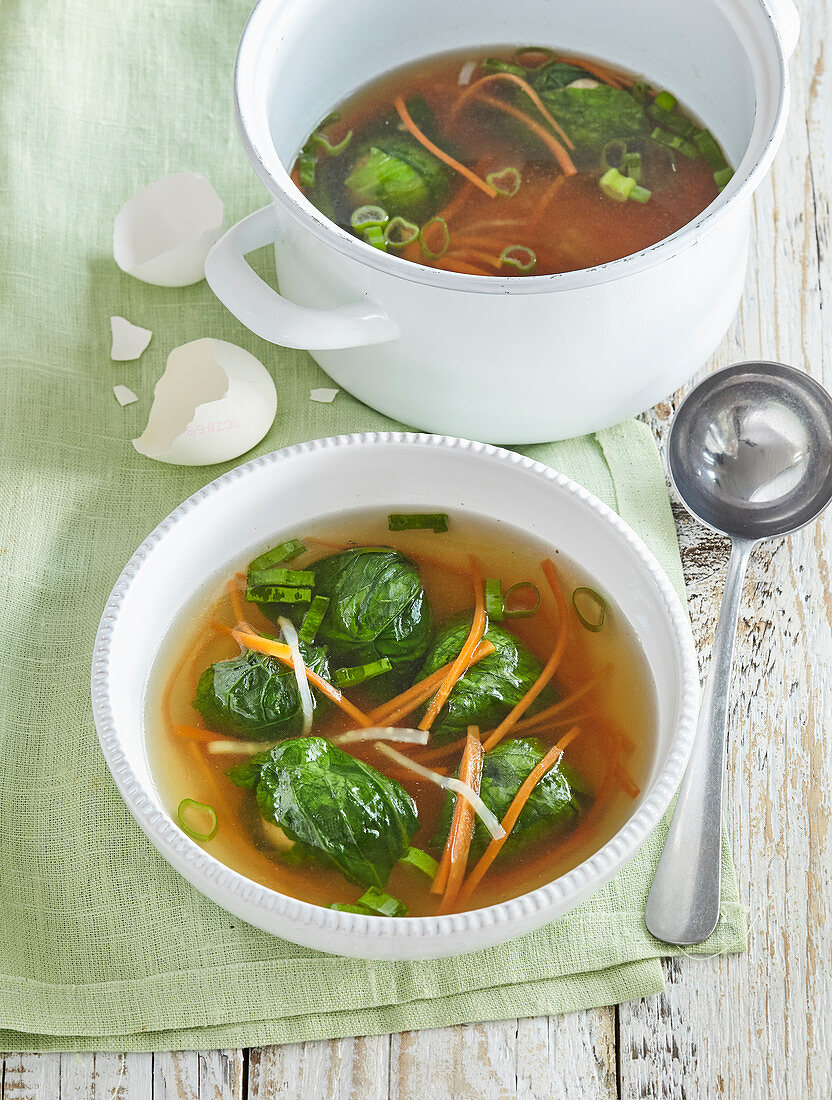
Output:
[[2, 0, 830, 1094]]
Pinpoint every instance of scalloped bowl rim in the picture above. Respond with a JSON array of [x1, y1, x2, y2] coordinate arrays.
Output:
[[91, 433, 699, 958]]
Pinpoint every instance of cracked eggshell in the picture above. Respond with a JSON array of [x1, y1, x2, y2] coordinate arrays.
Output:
[[133, 338, 277, 465], [110, 316, 152, 361], [113, 172, 224, 287]]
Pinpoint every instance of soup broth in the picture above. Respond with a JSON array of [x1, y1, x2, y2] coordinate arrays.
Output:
[[147, 512, 656, 916], [291, 46, 731, 277]]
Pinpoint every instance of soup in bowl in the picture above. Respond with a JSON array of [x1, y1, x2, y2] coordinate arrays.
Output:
[[92, 434, 698, 958]]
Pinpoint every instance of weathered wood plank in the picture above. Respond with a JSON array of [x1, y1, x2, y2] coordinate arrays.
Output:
[[198, 1051, 244, 1100], [1, 1053, 60, 1100], [152, 1052, 199, 1100], [389, 1022, 516, 1099], [248, 1036, 388, 1100]]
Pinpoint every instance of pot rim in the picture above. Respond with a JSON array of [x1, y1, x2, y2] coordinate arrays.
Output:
[[92, 433, 700, 957], [233, 0, 791, 294]]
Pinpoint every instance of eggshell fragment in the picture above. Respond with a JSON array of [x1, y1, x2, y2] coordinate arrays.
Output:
[[310, 387, 339, 403], [113, 385, 139, 406], [133, 338, 277, 465], [110, 316, 152, 361], [113, 172, 224, 287]]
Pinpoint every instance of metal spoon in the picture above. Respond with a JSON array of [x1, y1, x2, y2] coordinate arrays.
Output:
[[645, 361, 832, 944]]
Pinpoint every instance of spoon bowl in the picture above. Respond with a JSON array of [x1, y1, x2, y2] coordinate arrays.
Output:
[[667, 361, 832, 541]]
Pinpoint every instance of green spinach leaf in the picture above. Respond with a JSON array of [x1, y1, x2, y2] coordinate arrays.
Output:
[[417, 615, 556, 743], [534, 84, 650, 163], [193, 642, 329, 741], [433, 737, 585, 858], [255, 737, 419, 888]]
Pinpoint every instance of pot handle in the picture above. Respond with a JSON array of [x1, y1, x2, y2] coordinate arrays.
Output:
[[767, 0, 799, 57], [204, 205, 398, 350]]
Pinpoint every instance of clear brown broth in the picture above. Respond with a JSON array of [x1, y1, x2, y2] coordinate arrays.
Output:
[[146, 512, 656, 915]]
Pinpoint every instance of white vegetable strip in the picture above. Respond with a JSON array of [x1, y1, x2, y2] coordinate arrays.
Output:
[[278, 616, 314, 736], [376, 744, 506, 840], [206, 740, 272, 756], [458, 59, 476, 86], [334, 727, 429, 746]]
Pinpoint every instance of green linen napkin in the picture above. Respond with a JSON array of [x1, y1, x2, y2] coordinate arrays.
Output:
[[0, 0, 746, 1052]]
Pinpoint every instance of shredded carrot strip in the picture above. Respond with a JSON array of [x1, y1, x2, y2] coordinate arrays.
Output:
[[492, 671, 606, 737], [448, 234, 518, 252], [367, 639, 494, 726], [457, 725, 582, 904], [435, 728, 484, 911], [617, 763, 641, 798], [452, 72, 575, 149], [227, 579, 247, 624], [526, 174, 566, 230], [411, 736, 467, 765], [557, 55, 628, 89], [443, 248, 504, 271], [393, 96, 498, 198], [211, 620, 238, 638], [482, 559, 569, 751], [419, 558, 486, 731], [464, 94, 577, 177], [432, 257, 493, 276], [232, 628, 373, 728], [435, 180, 476, 223], [174, 725, 218, 744]]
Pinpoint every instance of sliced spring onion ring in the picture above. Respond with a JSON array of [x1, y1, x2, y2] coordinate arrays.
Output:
[[629, 184, 652, 204], [503, 581, 541, 619], [246, 584, 312, 604], [331, 888, 407, 917], [499, 245, 537, 274], [654, 89, 677, 111], [601, 140, 627, 173], [599, 167, 636, 202], [623, 151, 642, 183], [693, 129, 727, 171], [484, 577, 503, 620], [486, 167, 521, 197], [400, 846, 440, 877], [298, 594, 330, 644], [278, 616, 314, 735], [362, 224, 387, 250], [387, 512, 449, 532], [334, 727, 429, 746], [350, 204, 389, 230], [332, 657, 393, 689], [714, 166, 733, 191], [249, 538, 306, 571], [298, 150, 316, 187], [313, 129, 353, 156], [177, 798, 218, 842], [419, 216, 450, 260], [631, 81, 651, 104], [376, 744, 506, 841], [384, 216, 420, 248], [248, 567, 314, 589], [650, 128, 698, 159], [458, 59, 477, 86], [572, 586, 607, 632], [206, 740, 273, 756]]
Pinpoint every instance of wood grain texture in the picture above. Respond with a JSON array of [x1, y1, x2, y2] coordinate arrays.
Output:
[[3, 1, 829, 1096]]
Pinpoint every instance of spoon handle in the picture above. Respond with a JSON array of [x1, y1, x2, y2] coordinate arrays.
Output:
[[645, 538, 754, 944]]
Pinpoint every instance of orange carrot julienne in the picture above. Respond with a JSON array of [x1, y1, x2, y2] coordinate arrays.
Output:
[[482, 559, 569, 751], [433, 257, 494, 276], [436, 728, 484, 911], [367, 639, 495, 726], [556, 55, 629, 89], [456, 724, 582, 905], [175, 725, 219, 744], [464, 93, 577, 177], [227, 578, 247, 625], [488, 670, 606, 738], [452, 72, 575, 149], [443, 248, 504, 271], [526, 174, 566, 230], [412, 736, 467, 765], [432, 726, 481, 895], [231, 628, 373, 728], [393, 96, 498, 198], [419, 557, 486, 732]]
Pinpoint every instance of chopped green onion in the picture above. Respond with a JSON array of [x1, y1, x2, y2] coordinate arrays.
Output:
[[248, 567, 315, 589], [177, 798, 218, 842], [298, 595, 330, 644], [245, 584, 312, 605], [651, 128, 698, 159], [384, 216, 420, 248], [655, 90, 677, 112], [623, 151, 642, 183], [499, 245, 537, 273], [601, 140, 628, 172], [482, 57, 527, 77], [298, 149, 317, 187], [318, 111, 340, 128], [486, 167, 522, 196], [363, 225, 387, 250], [503, 581, 541, 619], [350, 204, 389, 230], [329, 902, 372, 914], [572, 586, 607, 632], [419, 216, 450, 260], [714, 166, 734, 191], [249, 539, 306, 571], [484, 578, 503, 620], [387, 513, 449, 532], [399, 846, 440, 878], [332, 657, 393, 688], [313, 129, 353, 156], [647, 104, 696, 139], [599, 167, 636, 202], [629, 184, 652, 204], [693, 129, 726, 170], [631, 81, 651, 105], [357, 887, 408, 917]]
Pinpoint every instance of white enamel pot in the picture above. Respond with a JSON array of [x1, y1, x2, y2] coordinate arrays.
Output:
[[92, 434, 699, 959], [205, 0, 798, 444]]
